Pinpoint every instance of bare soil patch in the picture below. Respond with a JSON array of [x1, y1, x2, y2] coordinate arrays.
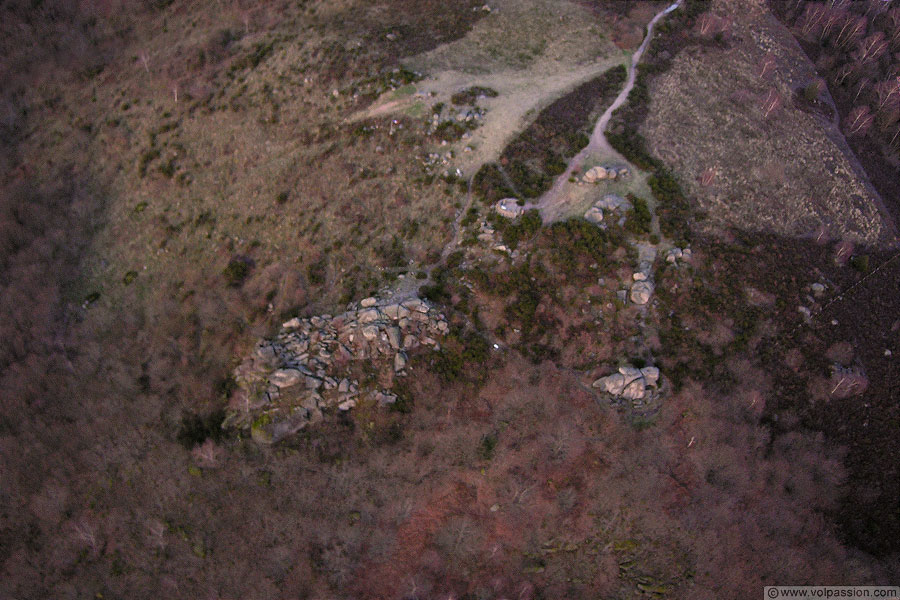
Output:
[[638, 0, 895, 246]]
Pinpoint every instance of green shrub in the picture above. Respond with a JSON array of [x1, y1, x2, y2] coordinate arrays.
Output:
[[850, 255, 870, 273], [451, 86, 498, 105], [223, 257, 252, 287], [306, 258, 326, 286], [802, 82, 821, 102], [625, 194, 652, 234], [176, 409, 227, 448], [477, 433, 498, 460]]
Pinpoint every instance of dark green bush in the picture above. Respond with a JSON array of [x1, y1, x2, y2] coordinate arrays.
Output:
[[625, 194, 652, 234], [306, 258, 326, 286], [223, 257, 252, 287], [477, 433, 498, 460], [176, 409, 227, 448], [451, 86, 498, 105]]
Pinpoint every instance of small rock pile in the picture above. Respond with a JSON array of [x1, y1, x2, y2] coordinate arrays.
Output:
[[593, 365, 661, 401], [628, 261, 655, 306], [584, 194, 631, 225], [583, 165, 629, 183], [225, 297, 449, 444], [665, 247, 692, 264]]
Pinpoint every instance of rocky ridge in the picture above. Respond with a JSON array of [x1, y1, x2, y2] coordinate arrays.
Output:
[[224, 297, 449, 443]]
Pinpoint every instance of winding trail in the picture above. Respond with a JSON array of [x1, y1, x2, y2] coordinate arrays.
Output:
[[534, 0, 684, 220], [389, 0, 684, 302]]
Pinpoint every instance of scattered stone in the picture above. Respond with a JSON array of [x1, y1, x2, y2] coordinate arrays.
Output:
[[282, 317, 302, 329], [811, 283, 826, 297], [374, 391, 398, 406], [360, 297, 377, 308], [616, 290, 628, 303], [394, 351, 407, 372], [633, 272, 647, 281]]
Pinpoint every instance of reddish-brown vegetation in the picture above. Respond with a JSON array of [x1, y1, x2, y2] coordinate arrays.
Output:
[[2, 1, 899, 598]]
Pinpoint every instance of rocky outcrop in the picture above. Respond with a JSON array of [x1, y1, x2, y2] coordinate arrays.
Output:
[[630, 280, 654, 305], [593, 365, 661, 402], [583, 165, 629, 183], [584, 194, 632, 226], [494, 198, 524, 219], [665, 247, 692, 264], [225, 298, 448, 444], [584, 205, 604, 223]]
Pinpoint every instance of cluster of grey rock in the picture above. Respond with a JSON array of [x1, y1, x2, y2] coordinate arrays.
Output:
[[476, 220, 517, 254], [665, 247, 692, 264], [582, 165, 629, 183], [629, 261, 655, 306], [224, 297, 449, 444], [593, 365, 661, 401], [584, 193, 631, 225]]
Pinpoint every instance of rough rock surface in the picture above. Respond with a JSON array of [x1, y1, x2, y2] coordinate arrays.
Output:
[[630, 281, 654, 305], [225, 298, 448, 443], [593, 365, 662, 405], [494, 198, 524, 219]]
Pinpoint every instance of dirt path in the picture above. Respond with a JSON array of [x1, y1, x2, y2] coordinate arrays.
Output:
[[533, 0, 684, 221], [384, 1, 685, 301]]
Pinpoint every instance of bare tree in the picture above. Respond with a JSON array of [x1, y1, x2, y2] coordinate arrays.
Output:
[[834, 14, 868, 51], [885, 8, 900, 50], [845, 105, 874, 136], [798, 3, 827, 39], [138, 49, 150, 73], [854, 31, 889, 65], [698, 167, 717, 187], [757, 53, 777, 79], [761, 88, 782, 119], [872, 77, 900, 120]]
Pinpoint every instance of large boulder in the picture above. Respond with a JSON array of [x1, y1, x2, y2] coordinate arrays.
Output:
[[269, 368, 304, 388], [596, 194, 630, 212], [584, 206, 604, 224], [584, 166, 607, 183], [630, 281, 654, 305]]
